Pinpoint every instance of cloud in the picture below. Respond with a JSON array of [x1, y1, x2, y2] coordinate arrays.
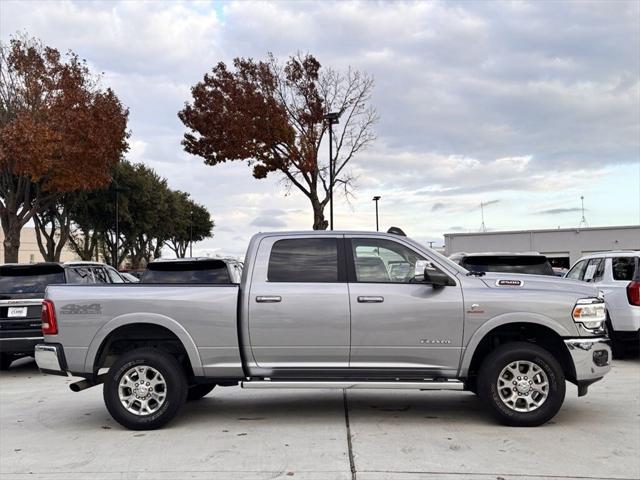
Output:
[[2, 0, 637, 255], [535, 207, 585, 215], [250, 208, 287, 229]]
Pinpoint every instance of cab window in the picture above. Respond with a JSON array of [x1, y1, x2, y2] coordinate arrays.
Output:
[[350, 238, 435, 283], [566, 260, 587, 280]]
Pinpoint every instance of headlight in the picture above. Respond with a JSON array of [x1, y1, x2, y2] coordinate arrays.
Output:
[[572, 298, 606, 329]]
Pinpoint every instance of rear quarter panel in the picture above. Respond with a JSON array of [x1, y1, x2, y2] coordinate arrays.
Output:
[[45, 284, 242, 378]]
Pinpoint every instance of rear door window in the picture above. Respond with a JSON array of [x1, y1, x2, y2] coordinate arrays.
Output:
[[268, 238, 339, 283], [612, 257, 637, 281]]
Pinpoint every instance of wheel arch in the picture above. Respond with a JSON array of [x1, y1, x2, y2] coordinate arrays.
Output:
[[459, 314, 575, 382], [85, 313, 204, 377]]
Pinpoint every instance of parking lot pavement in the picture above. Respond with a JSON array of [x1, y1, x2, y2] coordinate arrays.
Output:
[[1, 358, 639, 480]]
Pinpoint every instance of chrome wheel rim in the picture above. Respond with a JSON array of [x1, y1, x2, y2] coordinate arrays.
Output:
[[497, 360, 549, 413], [118, 365, 167, 416]]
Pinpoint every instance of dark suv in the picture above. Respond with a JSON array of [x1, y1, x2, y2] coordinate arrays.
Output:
[[449, 252, 555, 276], [0, 261, 126, 370]]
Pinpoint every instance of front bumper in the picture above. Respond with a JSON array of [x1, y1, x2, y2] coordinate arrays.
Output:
[[34, 343, 68, 376], [564, 337, 611, 383]]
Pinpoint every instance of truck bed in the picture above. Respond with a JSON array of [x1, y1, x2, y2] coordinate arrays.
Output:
[[45, 284, 243, 378]]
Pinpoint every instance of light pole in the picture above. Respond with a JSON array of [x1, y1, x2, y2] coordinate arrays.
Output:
[[113, 179, 119, 268], [372, 196, 381, 231], [324, 110, 343, 230], [189, 209, 194, 258]]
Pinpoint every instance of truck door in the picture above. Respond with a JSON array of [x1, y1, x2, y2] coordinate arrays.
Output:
[[346, 236, 464, 376], [247, 235, 350, 369]]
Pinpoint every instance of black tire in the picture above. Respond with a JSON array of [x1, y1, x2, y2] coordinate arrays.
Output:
[[0, 354, 12, 371], [607, 318, 627, 359], [478, 342, 565, 427], [187, 383, 216, 401], [103, 348, 187, 430]]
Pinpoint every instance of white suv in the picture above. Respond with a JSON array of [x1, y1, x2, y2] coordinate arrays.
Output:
[[566, 251, 639, 357]]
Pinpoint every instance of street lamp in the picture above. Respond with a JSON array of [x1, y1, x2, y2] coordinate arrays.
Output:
[[372, 196, 381, 231], [113, 179, 119, 268], [189, 209, 194, 258], [324, 110, 344, 230]]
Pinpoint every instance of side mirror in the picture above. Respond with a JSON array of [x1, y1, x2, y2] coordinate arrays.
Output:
[[414, 260, 428, 282], [424, 269, 454, 287]]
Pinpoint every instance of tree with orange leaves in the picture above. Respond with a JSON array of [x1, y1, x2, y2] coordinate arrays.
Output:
[[0, 35, 129, 263], [179, 53, 377, 230]]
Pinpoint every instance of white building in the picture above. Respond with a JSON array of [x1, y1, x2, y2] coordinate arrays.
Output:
[[0, 227, 80, 264], [444, 225, 640, 268]]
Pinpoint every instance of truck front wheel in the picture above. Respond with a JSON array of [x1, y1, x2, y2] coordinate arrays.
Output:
[[103, 348, 187, 430], [477, 342, 565, 427]]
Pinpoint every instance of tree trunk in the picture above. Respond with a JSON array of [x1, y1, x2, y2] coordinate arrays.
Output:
[[2, 219, 21, 263], [311, 197, 328, 230]]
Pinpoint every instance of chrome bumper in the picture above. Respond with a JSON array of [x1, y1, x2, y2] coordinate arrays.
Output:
[[564, 337, 611, 381], [35, 344, 67, 375]]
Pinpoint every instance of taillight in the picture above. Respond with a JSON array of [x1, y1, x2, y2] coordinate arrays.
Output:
[[41, 299, 58, 335], [628, 281, 640, 306]]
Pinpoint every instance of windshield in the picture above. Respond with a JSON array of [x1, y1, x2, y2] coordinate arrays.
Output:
[[0, 265, 65, 294], [462, 256, 554, 276], [142, 261, 231, 284]]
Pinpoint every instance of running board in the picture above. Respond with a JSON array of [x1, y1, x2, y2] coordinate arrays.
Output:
[[241, 380, 464, 391]]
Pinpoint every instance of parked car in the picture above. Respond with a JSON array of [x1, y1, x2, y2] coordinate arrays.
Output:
[[141, 257, 243, 284], [0, 261, 126, 370], [449, 252, 555, 276], [566, 251, 639, 358], [35, 230, 610, 430]]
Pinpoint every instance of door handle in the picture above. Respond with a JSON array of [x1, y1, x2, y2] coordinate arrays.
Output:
[[256, 295, 282, 303], [357, 296, 384, 303]]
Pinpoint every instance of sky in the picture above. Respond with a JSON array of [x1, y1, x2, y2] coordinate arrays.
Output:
[[1, 0, 639, 258]]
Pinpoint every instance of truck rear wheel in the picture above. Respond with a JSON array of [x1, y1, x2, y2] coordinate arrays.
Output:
[[477, 342, 565, 427], [103, 348, 187, 430]]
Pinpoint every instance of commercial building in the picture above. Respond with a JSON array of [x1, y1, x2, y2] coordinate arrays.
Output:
[[444, 225, 640, 268], [0, 227, 79, 264]]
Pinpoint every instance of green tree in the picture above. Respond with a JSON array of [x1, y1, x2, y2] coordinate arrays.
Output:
[[165, 190, 214, 258]]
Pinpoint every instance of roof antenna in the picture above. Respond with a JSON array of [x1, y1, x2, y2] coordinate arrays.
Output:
[[480, 201, 487, 232], [579, 196, 589, 228]]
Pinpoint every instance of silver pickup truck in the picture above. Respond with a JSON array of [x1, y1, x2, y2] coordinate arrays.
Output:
[[35, 230, 611, 430]]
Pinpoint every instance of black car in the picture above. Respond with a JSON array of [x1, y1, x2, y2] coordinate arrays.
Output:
[[449, 252, 555, 276], [0, 261, 126, 370]]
